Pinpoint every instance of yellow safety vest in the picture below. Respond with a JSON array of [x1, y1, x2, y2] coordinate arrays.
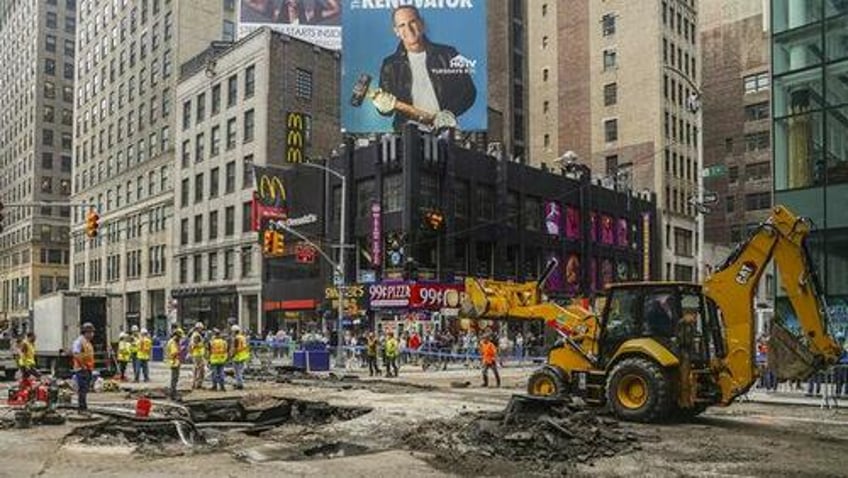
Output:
[[18, 339, 36, 368], [117, 340, 132, 362], [209, 338, 228, 365], [166, 338, 181, 368], [137, 337, 152, 360], [385, 338, 399, 358], [190, 331, 206, 359], [233, 334, 250, 363]]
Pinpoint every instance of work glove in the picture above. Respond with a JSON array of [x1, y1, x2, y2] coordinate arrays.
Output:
[[432, 110, 457, 129], [371, 89, 397, 114]]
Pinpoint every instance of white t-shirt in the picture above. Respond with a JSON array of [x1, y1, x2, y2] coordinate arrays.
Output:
[[408, 51, 441, 114]]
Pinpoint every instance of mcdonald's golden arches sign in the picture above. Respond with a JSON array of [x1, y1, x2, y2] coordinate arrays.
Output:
[[285, 112, 311, 164]]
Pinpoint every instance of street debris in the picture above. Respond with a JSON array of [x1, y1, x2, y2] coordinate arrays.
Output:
[[400, 395, 641, 475]]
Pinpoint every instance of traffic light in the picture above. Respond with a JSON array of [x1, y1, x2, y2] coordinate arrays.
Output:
[[272, 231, 285, 256], [262, 230, 275, 255], [0, 201, 4, 233], [85, 208, 100, 238]]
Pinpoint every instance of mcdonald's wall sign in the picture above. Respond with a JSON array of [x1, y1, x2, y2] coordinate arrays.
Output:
[[285, 112, 311, 164]]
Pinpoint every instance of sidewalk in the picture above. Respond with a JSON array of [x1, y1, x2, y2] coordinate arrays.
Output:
[[743, 390, 844, 408]]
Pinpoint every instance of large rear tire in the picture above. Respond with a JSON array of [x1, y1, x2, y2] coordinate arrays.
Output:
[[606, 357, 671, 423], [527, 367, 567, 397]]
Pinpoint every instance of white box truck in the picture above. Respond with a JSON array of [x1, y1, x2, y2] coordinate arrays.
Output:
[[32, 291, 123, 374]]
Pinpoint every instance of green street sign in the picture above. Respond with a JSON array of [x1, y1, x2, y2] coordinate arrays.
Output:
[[702, 164, 728, 178]]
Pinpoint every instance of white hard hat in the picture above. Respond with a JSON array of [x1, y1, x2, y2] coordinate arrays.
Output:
[[195, 321, 205, 329], [119, 332, 127, 338], [231, 325, 240, 333], [131, 325, 139, 332], [140, 328, 149, 335]]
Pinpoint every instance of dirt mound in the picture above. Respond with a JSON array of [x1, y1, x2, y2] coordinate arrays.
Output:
[[400, 395, 640, 475]]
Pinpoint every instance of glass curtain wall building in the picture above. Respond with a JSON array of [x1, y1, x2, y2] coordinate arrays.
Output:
[[771, 0, 848, 336]]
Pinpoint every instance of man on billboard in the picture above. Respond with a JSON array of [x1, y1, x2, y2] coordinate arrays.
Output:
[[372, 6, 477, 131], [242, 0, 340, 25]]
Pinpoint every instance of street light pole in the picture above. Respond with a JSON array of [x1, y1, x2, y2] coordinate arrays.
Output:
[[284, 161, 347, 367], [664, 65, 704, 281]]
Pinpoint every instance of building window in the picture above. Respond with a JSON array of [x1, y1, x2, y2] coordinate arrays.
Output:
[[225, 206, 235, 236], [195, 133, 205, 162], [743, 72, 769, 94], [179, 257, 188, 283], [222, 20, 235, 42], [241, 247, 253, 278], [224, 250, 235, 280], [226, 161, 236, 193], [674, 227, 694, 257], [729, 165, 739, 183], [744, 131, 770, 152], [602, 13, 616, 36], [605, 155, 619, 176], [208, 252, 218, 281], [242, 202, 253, 232], [245, 65, 255, 98], [243, 109, 255, 142], [744, 102, 769, 121], [182, 100, 191, 129], [604, 119, 618, 142], [295, 68, 313, 99], [227, 74, 238, 107], [745, 192, 771, 211], [210, 167, 219, 198], [603, 82, 617, 106], [181, 140, 191, 167], [180, 219, 189, 245], [196, 92, 206, 123], [210, 125, 221, 157], [603, 50, 617, 71], [193, 254, 203, 282], [194, 215, 203, 243], [211, 84, 221, 115], [542, 67, 549, 82], [195, 173, 204, 203], [243, 155, 254, 188], [46, 34, 57, 52], [543, 134, 550, 149], [181, 178, 189, 207], [209, 210, 219, 240], [226, 117, 237, 149], [726, 196, 735, 213], [745, 161, 770, 181]]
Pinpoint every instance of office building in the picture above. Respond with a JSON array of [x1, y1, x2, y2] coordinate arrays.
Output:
[[70, 0, 236, 332], [172, 28, 340, 332], [701, 0, 772, 246], [770, 0, 848, 333], [0, 0, 77, 329], [528, 0, 700, 281]]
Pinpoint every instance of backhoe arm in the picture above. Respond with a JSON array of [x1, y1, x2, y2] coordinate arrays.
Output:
[[703, 206, 841, 404]]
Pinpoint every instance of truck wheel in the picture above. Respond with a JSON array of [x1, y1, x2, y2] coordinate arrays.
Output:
[[606, 357, 671, 423], [527, 367, 566, 397]]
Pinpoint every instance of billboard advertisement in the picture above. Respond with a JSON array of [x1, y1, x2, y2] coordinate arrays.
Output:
[[341, 1, 487, 133], [239, 0, 342, 50]]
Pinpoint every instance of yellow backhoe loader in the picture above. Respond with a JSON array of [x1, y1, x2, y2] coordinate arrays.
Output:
[[462, 206, 842, 422]]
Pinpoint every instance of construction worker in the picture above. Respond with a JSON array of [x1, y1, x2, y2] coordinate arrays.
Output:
[[480, 335, 501, 387], [366, 332, 381, 377], [136, 328, 152, 382], [116, 333, 132, 381], [209, 329, 228, 391], [72, 323, 96, 412], [231, 325, 250, 390], [17, 332, 37, 379], [129, 324, 140, 381], [189, 322, 207, 390], [166, 328, 184, 400], [384, 331, 399, 378]]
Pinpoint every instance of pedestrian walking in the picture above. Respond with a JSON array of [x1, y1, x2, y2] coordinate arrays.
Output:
[[209, 329, 228, 391], [231, 325, 250, 390], [190, 322, 207, 390], [366, 332, 382, 376], [385, 331, 400, 378], [480, 335, 501, 387], [515, 333, 525, 363], [136, 328, 152, 382], [72, 323, 96, 413], [116, 333, 131, 381], [166, 328, 184, 400]]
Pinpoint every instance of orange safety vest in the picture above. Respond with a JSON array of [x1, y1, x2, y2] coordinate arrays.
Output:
[[480, 341, 497, 365], [209, 338, 228, 365], [74, 337, 95, 371]]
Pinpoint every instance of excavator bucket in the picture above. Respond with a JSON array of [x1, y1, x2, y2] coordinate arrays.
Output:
[[767, 320, 818, 381]]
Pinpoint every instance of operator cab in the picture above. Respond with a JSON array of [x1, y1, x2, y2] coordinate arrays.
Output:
[[599, 282, 724, 368]]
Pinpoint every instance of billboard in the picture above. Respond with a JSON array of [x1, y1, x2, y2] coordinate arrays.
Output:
[[341, 1, 487, 133], [239, 0, 342, 50]]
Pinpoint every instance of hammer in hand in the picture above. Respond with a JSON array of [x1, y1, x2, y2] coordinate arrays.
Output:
[[350, 74, 456, 129]]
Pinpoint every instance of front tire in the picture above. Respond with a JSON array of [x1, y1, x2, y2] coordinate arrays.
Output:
[[527, 367, 567, 397], [606, 357, 671, 422]]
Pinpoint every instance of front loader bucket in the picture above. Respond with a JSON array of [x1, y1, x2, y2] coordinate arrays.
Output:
[[502, 394, 571, 425], [767, 320, 818, 381]]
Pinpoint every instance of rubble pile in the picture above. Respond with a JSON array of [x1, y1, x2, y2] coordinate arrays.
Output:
[[401, 395, 640, 473]]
